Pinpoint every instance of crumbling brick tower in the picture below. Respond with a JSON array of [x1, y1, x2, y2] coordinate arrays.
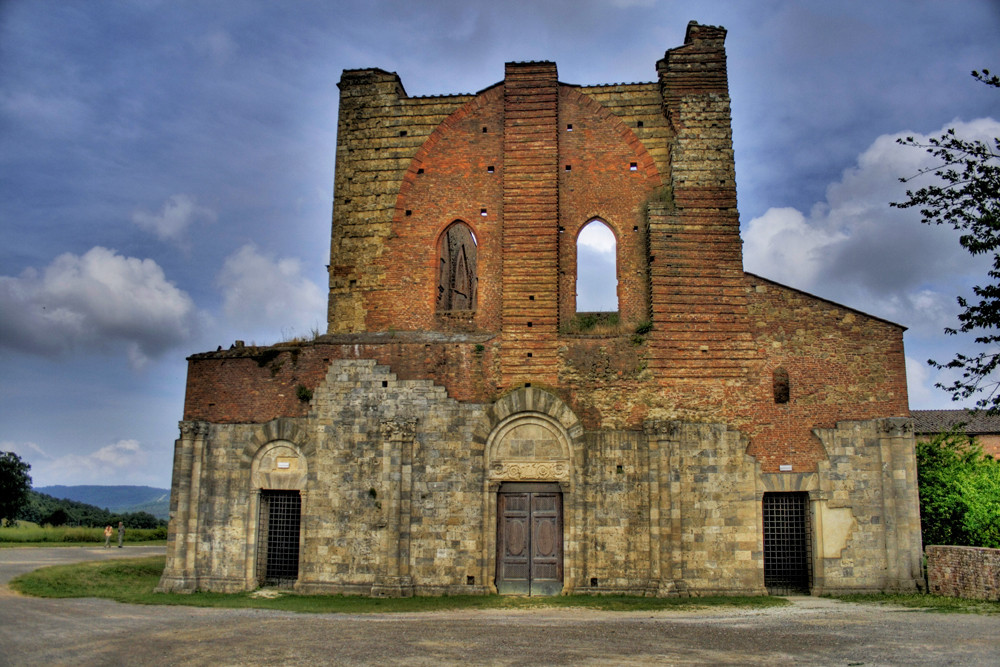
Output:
[[159, 22, 923, 597]]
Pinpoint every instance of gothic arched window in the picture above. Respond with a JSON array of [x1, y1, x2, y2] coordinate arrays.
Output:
[[437, 221, 478, 311], [576, 219, 618, 313]]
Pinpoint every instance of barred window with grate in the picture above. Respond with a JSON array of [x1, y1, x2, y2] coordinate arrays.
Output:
[[257, 490, 301, 585], [762, 492, 811, 595]]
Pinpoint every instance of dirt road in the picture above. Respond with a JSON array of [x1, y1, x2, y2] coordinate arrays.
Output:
[[1, 547, 997, 666]]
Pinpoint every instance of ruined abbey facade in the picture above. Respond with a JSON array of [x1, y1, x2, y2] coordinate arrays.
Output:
[[158, 23, 923, 597]]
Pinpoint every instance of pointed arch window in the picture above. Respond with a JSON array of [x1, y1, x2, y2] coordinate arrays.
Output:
[[576, 219, 618, 313], [437, 221, 478, 311]]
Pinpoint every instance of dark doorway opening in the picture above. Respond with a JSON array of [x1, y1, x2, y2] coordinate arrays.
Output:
[[762, 492, 811, 595], [497, 483, 563, 596], [257, 489, 301, 585]]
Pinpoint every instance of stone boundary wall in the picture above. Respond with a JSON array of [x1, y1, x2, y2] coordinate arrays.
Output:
[[926, 545, 1000, 601]]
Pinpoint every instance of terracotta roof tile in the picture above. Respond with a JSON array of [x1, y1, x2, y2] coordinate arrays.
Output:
[[911, 409, 1000, 434]]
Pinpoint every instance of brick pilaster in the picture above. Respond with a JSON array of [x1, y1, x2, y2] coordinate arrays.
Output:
[[501, 62, 560, 386]]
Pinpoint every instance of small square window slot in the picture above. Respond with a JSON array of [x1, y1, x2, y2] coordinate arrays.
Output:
[[527, 352, 533, 358], [482, 126, 488, 133], [481, 208, 487, 216], [629, 162, 638, 171], [417, 168, 424, 174], [405, 210, 412, 216], [566, 124, 573, 131], [467, 576, 475, 585], [525, 382, 531, 387], [527, 322, 532, 327], [590, 578, 598, 587], [529, 295, 535, 301], [487, 166, 495, 173], [399, 130, 407, 137], [633, 225, 639, 232], [565, 164, 571, 171], [382, 380, 388, 388], [637, 120, 644, 128]]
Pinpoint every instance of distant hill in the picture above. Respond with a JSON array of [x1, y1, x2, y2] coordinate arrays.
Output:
[[36, 485, 170, 520]]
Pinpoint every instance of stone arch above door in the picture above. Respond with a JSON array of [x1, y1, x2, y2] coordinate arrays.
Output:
[[250, 440, 309, 491], [481, 387, 583, 483], [487, 413, 572, 482]]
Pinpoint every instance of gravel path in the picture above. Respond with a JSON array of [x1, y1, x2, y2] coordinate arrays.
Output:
[[1, 547, 997, 666]]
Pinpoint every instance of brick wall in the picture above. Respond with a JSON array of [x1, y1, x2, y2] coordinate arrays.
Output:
[[189, 21, 910, 471], [927, 545, 1000, 601], [744, 275, 910, 472]]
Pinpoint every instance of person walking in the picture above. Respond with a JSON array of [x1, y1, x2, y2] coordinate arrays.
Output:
[[104, 525, 113, 548], [117, 521, 125, 548]]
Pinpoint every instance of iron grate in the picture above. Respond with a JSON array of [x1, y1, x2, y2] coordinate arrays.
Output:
[[257, 490, 301, 585], [763, 492, 811, 595]]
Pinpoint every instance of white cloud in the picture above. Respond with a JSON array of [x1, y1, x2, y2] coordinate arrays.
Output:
[[132, 194, 216, 244], [743, 117, 1000, 333], [578, 221, 616, 254], [0, 246, 198, 367], [216, 244, 325, 336], [905, 355, 938, 409], [3, 439, 158, 487]]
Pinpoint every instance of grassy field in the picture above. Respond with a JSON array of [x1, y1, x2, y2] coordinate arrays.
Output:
[[831, 592, 1000, 614], [12, 555, 997, 615], [9, 555, 788, 614], [0, 522, 167, 546]]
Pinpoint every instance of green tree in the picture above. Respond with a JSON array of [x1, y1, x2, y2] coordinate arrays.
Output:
[[892, 69, 1000, 410], [0, 451, 33, 526], [916, 429, 1000, 548], [956, 458, 1000, 548]]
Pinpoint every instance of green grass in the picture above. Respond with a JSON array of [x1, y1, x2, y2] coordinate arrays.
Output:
[[562, 311, 622, 335], [0, 522, 167, 547], [830, 593, 1000, 614], [10, 556, 788, 614]]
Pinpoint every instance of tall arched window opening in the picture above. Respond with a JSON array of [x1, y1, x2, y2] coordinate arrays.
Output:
[[437, 221, 478, 311], [576, 219, 618, 313]]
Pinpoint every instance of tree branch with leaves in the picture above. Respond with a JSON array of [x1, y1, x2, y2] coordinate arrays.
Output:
[[892, 69, 1000, 410], [0, 451, 32, 526]]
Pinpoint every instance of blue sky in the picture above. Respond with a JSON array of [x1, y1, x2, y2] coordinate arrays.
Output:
[[2, 1, 998, 488]]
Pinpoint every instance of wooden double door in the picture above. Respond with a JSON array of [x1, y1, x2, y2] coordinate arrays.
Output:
[[496, 483, 563, 595]]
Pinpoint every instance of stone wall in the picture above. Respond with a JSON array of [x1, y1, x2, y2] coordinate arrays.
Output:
[[161, 358, 923, 596], [927, 545, 1000, 601]]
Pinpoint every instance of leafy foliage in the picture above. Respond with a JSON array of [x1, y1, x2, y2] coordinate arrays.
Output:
[[0, 451, 32, 526], [916, 429, 1000, 548], [892, 69, 1000, 410]]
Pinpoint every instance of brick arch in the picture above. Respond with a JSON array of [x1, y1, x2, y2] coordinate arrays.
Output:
[[372, 85, 505, 332], [557, 86, 658, 328], [559, 86, 662, 188], [395, 85, 505, 214], [575, 216, 619, 243]]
